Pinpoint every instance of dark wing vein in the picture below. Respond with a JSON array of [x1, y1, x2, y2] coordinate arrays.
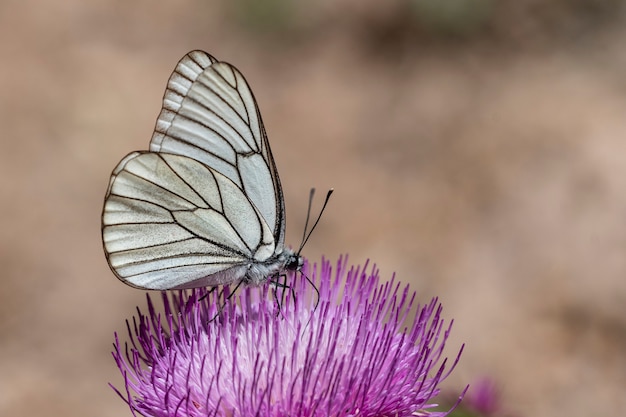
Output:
[[158, 154, 221, 213]]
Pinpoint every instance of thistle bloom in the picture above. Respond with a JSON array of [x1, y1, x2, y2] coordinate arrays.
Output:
[[464, 377, 501, 415], [444, 377, 511, 417], [113, 257, 466, 417]]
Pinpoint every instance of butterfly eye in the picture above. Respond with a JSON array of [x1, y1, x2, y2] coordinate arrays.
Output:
[[286, 255, 303, 272]]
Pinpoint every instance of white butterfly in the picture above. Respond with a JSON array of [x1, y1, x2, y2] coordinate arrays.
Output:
[[102, 50, 307, 290]]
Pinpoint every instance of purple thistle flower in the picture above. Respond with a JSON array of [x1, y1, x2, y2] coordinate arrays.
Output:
[[464, 377, 501, 415], [112, 256, 466, 417], [444, 377, 516, 417]]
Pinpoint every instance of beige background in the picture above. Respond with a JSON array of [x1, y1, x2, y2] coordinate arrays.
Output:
[[1, 1, 625, 416]]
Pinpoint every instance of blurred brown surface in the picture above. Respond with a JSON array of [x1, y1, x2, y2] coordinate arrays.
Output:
[[1, 1, 626, 416]]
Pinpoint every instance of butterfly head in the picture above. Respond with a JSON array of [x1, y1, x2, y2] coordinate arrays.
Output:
[[285, 252, 304, 272]]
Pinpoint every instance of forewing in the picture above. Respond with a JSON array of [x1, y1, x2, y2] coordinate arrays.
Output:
[[149, 50, 285, 249], [102, 152, 275, 290]]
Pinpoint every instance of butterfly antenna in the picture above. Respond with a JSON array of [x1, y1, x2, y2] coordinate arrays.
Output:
[[299, 188, 316, 251], [295, 188, 332, 320], [297, 188, 334, 255]]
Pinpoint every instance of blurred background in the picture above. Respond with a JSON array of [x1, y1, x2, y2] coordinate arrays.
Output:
[[2, 0, 626, 416]]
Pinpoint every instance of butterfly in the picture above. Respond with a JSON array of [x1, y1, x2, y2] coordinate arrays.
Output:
[[102, 50, 329, 290]]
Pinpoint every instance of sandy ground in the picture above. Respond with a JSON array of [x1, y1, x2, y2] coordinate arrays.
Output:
[[1, 1, 625, 416]]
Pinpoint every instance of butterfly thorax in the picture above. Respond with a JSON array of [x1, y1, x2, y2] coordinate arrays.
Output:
[[244, 248, 302, 286]]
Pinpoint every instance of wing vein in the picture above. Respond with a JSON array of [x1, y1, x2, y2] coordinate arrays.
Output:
[[158, 154, 216, 212], [178, 88, 252, 150], [159, 110, 241, 164], [121, 164, 204, 209]]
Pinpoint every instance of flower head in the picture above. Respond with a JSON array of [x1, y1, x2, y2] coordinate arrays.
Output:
[[113, 257, 466, 417], [464, 377, 501, 415], [444, 377, 514, 417]]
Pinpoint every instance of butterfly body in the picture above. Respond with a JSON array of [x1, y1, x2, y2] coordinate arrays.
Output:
[[102, 51, 300, 290], [244, 249, 301, 286]]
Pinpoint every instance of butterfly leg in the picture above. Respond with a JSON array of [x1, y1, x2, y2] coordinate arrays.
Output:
[[197, 286, 219, 302], [270, 273, 295, 319], [205, 280, 245, 323], [300, 270, 320, 312]]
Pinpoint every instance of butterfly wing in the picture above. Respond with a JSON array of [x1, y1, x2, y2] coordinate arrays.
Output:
[[102, 51, 289, 290], [102, 151, 277, 290], [149, 51, 286, 253]]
